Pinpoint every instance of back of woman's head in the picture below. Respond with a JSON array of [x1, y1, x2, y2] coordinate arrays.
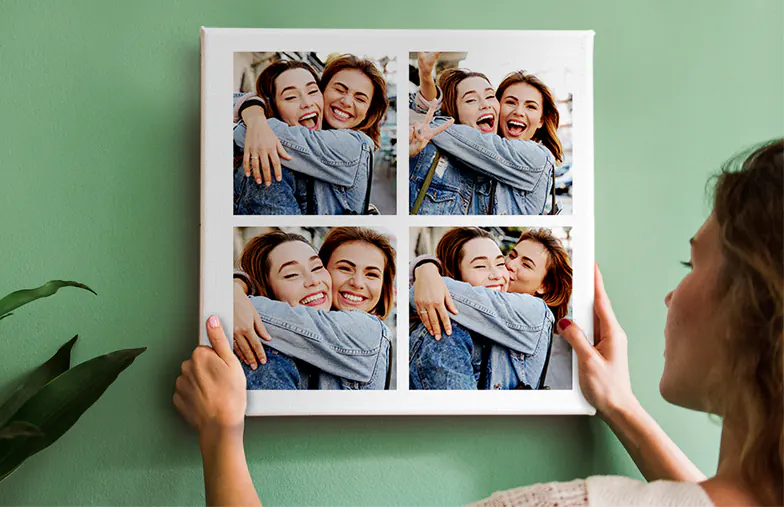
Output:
[[319, 227, 396, 320], [239, 230, 314, 298], [438, 68, 493, 123], [256, 60, 320, 120], [496, 71, 563, 164], [321, 54, 389, 149], [711, 139, 783, 505], [516, 229, 572, 321], [436, 227, 496, 281]]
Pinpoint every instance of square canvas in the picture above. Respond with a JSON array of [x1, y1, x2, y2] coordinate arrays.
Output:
[[200, 27, 595, 415]]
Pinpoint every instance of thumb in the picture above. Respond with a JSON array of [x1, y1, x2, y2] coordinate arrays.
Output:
[[206, 315, 234, 363], [444, 290, 459, 315], [557, 318, 596, 363], [277, 140, 292, 160]]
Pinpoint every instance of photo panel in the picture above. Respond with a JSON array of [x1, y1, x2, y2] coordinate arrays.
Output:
[[232, 51, 397, 216], [233, 226, 398, 391], [409, 226, 573, 391]]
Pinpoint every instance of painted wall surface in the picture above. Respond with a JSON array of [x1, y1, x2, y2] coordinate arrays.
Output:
[[0, 1, 781, 505]]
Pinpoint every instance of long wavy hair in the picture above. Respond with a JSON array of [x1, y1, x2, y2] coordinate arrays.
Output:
[[514, 229, 572, 322], [708, 139, 783, 506], [496, 71, 563, 164], [320, 54, 388, 149], [318, 227, 396, 320]]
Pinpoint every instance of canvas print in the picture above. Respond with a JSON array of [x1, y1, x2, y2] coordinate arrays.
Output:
[[201, 28, 594, 415], [233, 52, 397, 215]]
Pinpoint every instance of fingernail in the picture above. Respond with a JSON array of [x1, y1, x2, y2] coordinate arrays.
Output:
[[446, 329, 452, 335], [251, 363, 257, 370], [265, 181, 271, 187], [256, 179, 262, 184], [208, 316, 220, 328], [557, 318, 572, 332], [435, 336, 441, 341], [276, 176, 282, 182], [417, 128, 422, 134], [261, 358, 267, 365]]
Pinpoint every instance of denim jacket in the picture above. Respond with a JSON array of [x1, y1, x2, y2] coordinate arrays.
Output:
[[430, 121, 555, 215], [249, 296, 390, 386], [233, 119, 373, 215], [408, 279, 554, 389]]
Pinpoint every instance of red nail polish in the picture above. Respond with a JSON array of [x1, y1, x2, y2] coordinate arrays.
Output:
[[558, 318, 572, 331]]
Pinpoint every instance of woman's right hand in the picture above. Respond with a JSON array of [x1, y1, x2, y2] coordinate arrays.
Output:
[[241, 106, 292, 186], [417, 52, 442, 76], [558, 264, 637, 416], [409, 104, 454, 157], [233, 280, 272, 369], [414, 262, 458, 341]]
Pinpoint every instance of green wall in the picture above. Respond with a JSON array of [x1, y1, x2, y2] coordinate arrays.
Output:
[[0, 0, 781, 505]]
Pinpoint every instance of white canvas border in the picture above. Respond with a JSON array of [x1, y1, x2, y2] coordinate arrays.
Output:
[[200, 27, 595, 416]]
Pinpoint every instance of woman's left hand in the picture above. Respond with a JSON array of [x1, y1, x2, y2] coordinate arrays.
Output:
[[409, 104, 454, 157]]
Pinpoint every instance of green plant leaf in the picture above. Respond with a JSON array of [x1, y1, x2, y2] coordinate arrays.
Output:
[[0, 281, 96, 320], [0, 346, 146, 482], [0, 422, 42, 440], [0, 336, 78, 428]]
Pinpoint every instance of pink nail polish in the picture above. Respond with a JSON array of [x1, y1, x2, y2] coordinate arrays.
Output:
[[208, 316, 220, 328]]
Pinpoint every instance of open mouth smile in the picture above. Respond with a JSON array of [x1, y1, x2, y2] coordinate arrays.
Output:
[[476, 113, 496, 133], [330, 106, 354, 122], [506, 118, 527, 137], [299, 111, 319, 130], [339, 290, 368, 306], [299, 291, 327, 306]]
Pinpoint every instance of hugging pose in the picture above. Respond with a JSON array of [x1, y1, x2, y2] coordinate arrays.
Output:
[[409, 227, 572, 390], [409, 52, 564, 215], [233, 227, 396, 390], [234, 54, 389, 215]]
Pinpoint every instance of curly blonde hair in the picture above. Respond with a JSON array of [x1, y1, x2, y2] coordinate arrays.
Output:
[[710, 139, 783, 505]]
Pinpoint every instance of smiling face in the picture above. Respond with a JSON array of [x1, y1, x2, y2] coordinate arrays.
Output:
[[273, 68, 323, 130], [322, 68, 374, 130], [499, 82, 544, 141], [458, 237, 509, 291], [266, 241, 332, 310], [327, 241, 385, 314], [505, 239, 549, 295], [660, 215, 726, 412], [455, 76, 500, 134]]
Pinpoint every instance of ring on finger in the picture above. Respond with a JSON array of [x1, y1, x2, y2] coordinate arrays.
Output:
[[250, 155, 259, 160]]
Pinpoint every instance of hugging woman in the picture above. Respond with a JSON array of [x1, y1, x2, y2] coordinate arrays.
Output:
[[234, 54, 389, 215], [233, 227, 396, 390], [409, 227, 571, 390], [409, 52, 563, 215]]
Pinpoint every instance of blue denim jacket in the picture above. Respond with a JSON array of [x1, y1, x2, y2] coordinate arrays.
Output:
[[233, 119, 373, 215], [408, 279, 554, 389], [409, 142, 494, 214], [430, 121, 555, 215], [245, 296, 391, 389]]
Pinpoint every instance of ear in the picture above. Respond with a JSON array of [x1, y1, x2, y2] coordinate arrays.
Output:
[[534, 282, 548, 296]]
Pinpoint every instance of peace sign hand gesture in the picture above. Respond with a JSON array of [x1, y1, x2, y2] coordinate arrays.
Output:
[[409, 103, 454, 158]]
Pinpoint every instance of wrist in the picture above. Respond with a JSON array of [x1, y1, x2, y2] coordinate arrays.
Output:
[[233, 278, 249, 295], [198, 422, 244, 453], [415, 260, 440, 275], [241, 104, 267, 124], [602, 392, 643, 426]]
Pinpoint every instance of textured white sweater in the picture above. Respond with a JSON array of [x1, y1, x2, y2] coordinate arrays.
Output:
[[467, 475, 714, 507]]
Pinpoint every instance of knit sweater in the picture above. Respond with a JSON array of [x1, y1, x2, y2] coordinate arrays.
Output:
[[466, 475, 714, 507]]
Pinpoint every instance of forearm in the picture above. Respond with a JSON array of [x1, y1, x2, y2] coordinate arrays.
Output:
[[419, 67, 437, 102], [431, 123, 551, 191], [603, 400, 706, 482], [199, 427, 262, 507]]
